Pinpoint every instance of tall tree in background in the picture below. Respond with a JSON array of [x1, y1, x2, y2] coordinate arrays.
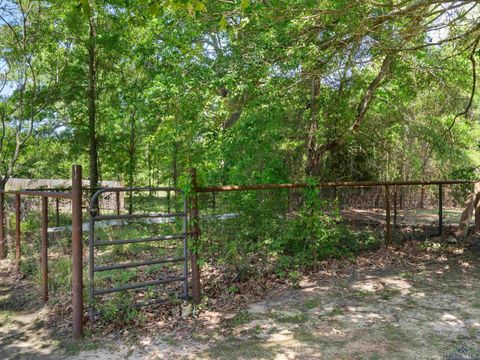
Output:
[[85, 0, 99, 193], [0, 0, 61, 188]]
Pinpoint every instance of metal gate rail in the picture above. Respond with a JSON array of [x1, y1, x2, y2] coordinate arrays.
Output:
[[88, 187, 188, 320]]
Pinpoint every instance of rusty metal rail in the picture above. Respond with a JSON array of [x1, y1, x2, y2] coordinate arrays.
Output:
[[196, 179, 479, 193], [192, 175, 480, 265], [14, 190, 71, 198]]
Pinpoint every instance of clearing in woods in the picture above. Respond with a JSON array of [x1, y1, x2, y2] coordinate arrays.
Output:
[[1, 241, 480, 359]]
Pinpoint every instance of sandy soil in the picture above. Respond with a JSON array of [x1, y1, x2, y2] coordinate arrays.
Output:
[[1, 244, 480, 359]]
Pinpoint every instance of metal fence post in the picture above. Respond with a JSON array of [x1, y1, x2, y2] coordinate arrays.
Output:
[[15, 194, 21, 274], [438, 184, 443, 236], [55, 198, 60, 226], [41, 197, 48, 302], [393, 186, 398, 233], [190, 168, 201, 304], [116, 190, 120, 215], [0, 192, 4, 259], [385, 185, 392, 245], [71, 165, 83, 339]]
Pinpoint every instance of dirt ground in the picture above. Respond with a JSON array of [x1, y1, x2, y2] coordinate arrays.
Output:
[[341, 207, 462, 227], [1, 243, 480, 359]]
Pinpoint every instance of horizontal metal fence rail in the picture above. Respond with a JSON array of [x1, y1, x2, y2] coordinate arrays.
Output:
[[192, 175, 480, 253], [196, 179, 480, 193], [92, 212, 186, 221], [88, 187, 189, 321], [10, 190, 72, 199], [93, 234, 186, 247]]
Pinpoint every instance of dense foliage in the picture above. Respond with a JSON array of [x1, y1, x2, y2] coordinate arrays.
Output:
[[1, 0, 479, 189], [2, 1, 480, 316]]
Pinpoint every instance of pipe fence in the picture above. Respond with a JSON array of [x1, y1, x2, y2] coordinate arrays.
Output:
[[0, 165, 83, 339], [1, 166, 479, 341]]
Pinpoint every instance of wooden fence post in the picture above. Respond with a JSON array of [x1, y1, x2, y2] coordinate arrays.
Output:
[[190, 168, 201, 304], [71, 165, 83, 340], [41, 197, 49, 302], [385, 185, 392, 245], [15, 194, 21, 274], [0, 193, 4, 260]]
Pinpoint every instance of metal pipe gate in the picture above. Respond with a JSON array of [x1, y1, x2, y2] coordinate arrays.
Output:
[[88, 187, 189, 320]]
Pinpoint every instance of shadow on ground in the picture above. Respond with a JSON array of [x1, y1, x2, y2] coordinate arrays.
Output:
[[193, 252, 480, 359], [0, 260, 66, 360], [2, 245, 480, 359]]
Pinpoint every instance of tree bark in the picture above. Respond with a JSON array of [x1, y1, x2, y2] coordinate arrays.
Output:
[[87, 13, 99, 208], [306, 77, 321, 176], [128, 110, 136, 214], [350, 54, 394, 133], [172, 141, 179, 211]]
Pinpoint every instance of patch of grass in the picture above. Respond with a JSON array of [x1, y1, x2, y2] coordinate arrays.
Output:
[[418, 241, 444, 252], [351, 289, 371, 299], [467, 327, 478, 340], [0, 310, 13, 324], [47, 257, 72, 293], [191, 332, 210, 342], [204, 339, 276, 359], [248, 324, 262, 335], [378, 288, 401, 300], [63, 340, 98, 355], [304, 298, 321, 310], [230, 310, 252, 327], [293, 329, 319, 343], [162, 335, 177, 346], [328, 307, 344, 316], [399, 271, 414, 280], [381, 323, 409, 342], [274, 312, 308, 324]]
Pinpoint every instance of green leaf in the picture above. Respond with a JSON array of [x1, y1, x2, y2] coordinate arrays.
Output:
[[78, 0, 91, 17], [219, 15, 228, 30], [240, 0, 250, 10], [149, 2, 161, 16], [195, 1, 206, 12], [187, 3, 194, 16]]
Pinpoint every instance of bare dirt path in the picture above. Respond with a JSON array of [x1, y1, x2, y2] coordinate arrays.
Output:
[[72, 246, 480, 359], [0, 260, 66, 359], [1, 245, 480, 359]]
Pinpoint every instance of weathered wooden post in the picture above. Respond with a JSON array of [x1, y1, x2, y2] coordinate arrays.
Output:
[[438, 184, 443, 236], [41, 197, 49, 302], [385, 185, 392, 245], [190, 168, 201, 304], [15, 194, 21, 274], [71, 165, 83, 339], [0, 192, 4, 259]]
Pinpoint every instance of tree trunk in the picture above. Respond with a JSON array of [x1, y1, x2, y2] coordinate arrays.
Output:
[[172, 141, 178, 211], [306, 77, 321, 177], [128, 110, 136, 214], [87, 15, 99, 210]]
